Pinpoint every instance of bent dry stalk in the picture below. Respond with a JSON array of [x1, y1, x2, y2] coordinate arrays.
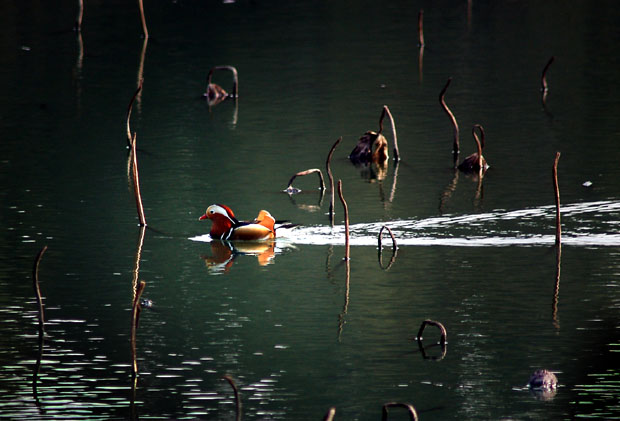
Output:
[[418, 9, 425, 47], [131, 133, 147, 226], [337, 180, 350, 260], [33, 246, 48, 336], [126, 79, 143, 148], [222, 375, 242, 421], [382, 105, 400, 161], [439, 77, 460, 159], [131, 280, 146, 378], [326, 137, 342, 226], [552, 152, 561, 246], [382, 402, 419, 421], [285, 168, 326, 193], [417, 319, 447, 346], [137, 0, 148, 39]]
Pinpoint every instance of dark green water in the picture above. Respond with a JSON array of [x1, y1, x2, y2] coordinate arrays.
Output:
[[1, 1, 620, 419]]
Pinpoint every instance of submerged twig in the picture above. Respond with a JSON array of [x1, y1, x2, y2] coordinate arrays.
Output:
[[285, 169, 326, 193], [137, 0, 148, 39], [337, 180, 350, 261], [439, 78, 460, 160], [33, 246, 48, 336], [326, 137, 342, 226], [131, 280, 146, 378], [552, 152, 561, 246], [131, 133, 147, 226], [223, 375, 242, 421], [382, 402, 419, 421], [417, 319, 447, 346], [126, 79, 144, 148]]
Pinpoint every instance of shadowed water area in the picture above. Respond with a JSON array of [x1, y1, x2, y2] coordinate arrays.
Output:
[[1, 0, 620, 419]]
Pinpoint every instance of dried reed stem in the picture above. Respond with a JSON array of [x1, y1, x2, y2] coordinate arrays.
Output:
[[552, 152, 561, 246], [207, 66, 239, 98], [126, 79, 143, 148], [382, 105, 400, 161], [131, 133, 147, 226], [417, 319, 447, 346], [286, 168, 326, 192], [32, 246, 48, 336], [75, 0, 84, 32], [223, 375, 242, 421], [541, 56, 555, 93], [323, 407, 336, 421], [378, 226, 397, 251], [552, 244, 562, 329], [326, 137, 342, 225], [337, 180, 350, 260], [137, 0, 148, 39], [439, 78, 460, 157], [418, 10, 425, 47], [131, 280, 146, 378], [382, 402, 419, 421]]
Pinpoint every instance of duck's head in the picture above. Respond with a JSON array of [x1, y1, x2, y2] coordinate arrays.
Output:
[[199, 204, 239, 238]]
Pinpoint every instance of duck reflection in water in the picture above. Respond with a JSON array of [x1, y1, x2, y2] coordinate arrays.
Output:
[[201, 240, 276, 273]]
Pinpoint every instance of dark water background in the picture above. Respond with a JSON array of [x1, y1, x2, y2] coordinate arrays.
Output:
[[1, 1, 620, 419]]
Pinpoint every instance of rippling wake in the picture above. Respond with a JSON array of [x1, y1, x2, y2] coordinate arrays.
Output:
[[190, 200, 620, 247]]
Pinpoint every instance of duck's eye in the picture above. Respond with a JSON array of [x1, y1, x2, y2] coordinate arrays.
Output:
[[209, 210, 215, 214]]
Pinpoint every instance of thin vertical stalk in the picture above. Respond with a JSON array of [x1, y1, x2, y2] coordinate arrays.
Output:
[[131, 280, 146, 378], [417, 10, 425, 47], [223, 375, 242, 421], [552, 152, 561, 246], [382, 105, 400, 161], [337, 180, 349, 260], [552, 244, 562, 329], [323, 407, 336, 421], [75, 0, 83, 32], [137, 0, 148, 39], [33, 246, 48, 336], [326, 137, 342, 226], [541, 56, 555, 93], [439, 78, 460, 160], [126, 79, 143, 148], [131, 133, 147, 226]]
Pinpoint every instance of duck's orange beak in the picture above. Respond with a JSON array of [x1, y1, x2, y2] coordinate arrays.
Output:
[[199, 213, 208, 220]]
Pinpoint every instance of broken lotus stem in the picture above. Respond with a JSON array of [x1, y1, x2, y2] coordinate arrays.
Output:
[[552, 152, 561, 246], [439, 77, 460, 157], [130, 280, 146, 378], [137, 0, 148, 39], [418, 9, 425, 47], [223, 375, 242, 421], [326, 137, 342, 225], [131, 133, 147, 226], [126, 79, 143, 148], [382, 402, 419, 421], [337, 180, 350, 260], [33, 246, 48, 336], [417, 319, 447, 346], [285, 168, 326, 194], [378, 225, 397, 252], [541, 56, 555, 93], [381, 105, 400, 161]]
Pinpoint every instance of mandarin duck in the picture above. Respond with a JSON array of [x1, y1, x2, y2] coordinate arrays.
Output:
[[458, 124, 489, 173], [199, 204, 276, 241]]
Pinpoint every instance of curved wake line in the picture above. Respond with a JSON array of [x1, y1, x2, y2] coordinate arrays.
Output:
[[190, 200, 620, 248]]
